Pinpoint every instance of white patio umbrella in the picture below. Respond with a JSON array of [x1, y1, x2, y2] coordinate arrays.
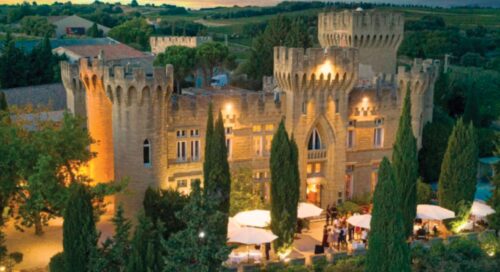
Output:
[[228, 227, 278, 245], [228, 217, 241, 236], [233, 209, 271, 228], [416, 204, 455, 221], [347, 214, 372, 229], [297, 202, 323, 219], [470, 201, 495, 218]]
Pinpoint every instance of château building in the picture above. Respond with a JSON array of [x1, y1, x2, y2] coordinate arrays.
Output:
[[60, 9, 439, 218]]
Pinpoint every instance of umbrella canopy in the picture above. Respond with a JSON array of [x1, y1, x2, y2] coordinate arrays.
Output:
[[417, 204, 455, 220], [347, 214, 372, 229], [233, 210, 271, 228], [297, 202, 323, 219], [228, 227, 278, 245], [228, 217, 241, 236], [470, 201, 495, 217]]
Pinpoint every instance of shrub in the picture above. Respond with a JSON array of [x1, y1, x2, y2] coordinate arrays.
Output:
[[337, 201, 362, 216], [49, 252, 65, 272], [325, 256, 365, 272]]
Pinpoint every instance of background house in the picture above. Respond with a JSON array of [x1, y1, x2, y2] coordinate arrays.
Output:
[[48, 15, 110, 38]]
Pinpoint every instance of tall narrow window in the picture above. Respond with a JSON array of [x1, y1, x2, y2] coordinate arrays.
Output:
[[254, 136, 263, 156], [374, 127, 384, 148], [191, 140, 200, 161], [177, 141, 186, 161], [143, 139, 151, 165], [347, 129, 355, 149], [308, 128, 322, 150], [226, 138, 232, 158]]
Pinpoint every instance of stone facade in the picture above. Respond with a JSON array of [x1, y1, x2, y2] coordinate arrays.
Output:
[[61, 10, 439, 218], [150, 36, 213, 54]]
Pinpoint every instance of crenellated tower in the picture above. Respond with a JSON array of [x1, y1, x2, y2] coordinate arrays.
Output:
[[60, 56, 174, 217], [274, 46, 359, 206], [318, 9, 404, 74]]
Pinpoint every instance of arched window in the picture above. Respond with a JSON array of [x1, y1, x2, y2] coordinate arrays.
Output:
[[308, 128, 322, 150], [143, 139, 151, 165]]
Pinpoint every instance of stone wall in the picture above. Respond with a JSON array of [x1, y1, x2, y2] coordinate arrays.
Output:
[[150, 36, 212, 54]]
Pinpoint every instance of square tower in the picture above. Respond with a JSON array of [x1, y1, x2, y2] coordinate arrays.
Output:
[[318, 9, 404, 74]]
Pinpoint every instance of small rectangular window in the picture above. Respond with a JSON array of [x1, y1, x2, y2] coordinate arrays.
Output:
[[176, 130, 186, 138], [190, 129, 199, 137], [315, 163, 321, 173], [307, 164, 313, 174], [265, 124, 274, 131], [225, 127, 233, 135], [254, 136, 263, 156], [177, 179, 188, 188], [252, 125, 262, 132]]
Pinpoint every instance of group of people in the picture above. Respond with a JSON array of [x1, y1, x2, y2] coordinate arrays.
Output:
[[321, 204, 368, 251], [414, 220, 439, 240]]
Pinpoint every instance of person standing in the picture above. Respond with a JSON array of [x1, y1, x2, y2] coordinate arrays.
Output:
[[322, 226, 328, 248], [331, 204, 338, 224], [327, 228, 335, 248], [361, 229, 368, 248], [265, 242, 271, 261]]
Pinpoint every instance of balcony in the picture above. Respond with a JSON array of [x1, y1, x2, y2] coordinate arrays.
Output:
[[307, 149, 327, 161]]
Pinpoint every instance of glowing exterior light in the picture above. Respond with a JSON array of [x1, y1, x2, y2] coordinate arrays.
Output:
[[0, 266, 5, 272], [225, 103, 233, 112], [316, 60, 334, 79], [362, 97, 369, 104], [198, 231, 206, 239]]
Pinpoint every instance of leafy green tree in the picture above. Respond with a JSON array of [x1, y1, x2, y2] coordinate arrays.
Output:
[[108, 18, 153, 50], [143, 187, 189, 239], [154, 46, 196, 92], [63, 184, 97, 272], [392, 86, 418, 238], [366, 157, 411, 272], [195, 42, 229, 86], [270, 120, 300, 254], [127, 212, 165, 272], [229, 168, 266, 216], [86, 23, 103, 38], [20, 16, 56, 37], [460, 52, 485, 67], [163, 180, 232, 271], [284, 17, 312, 49], [438, 118, 478, 220], [29, 35, 56, 85], [417, 178, 433, 204], [130, 0, 139, 7], [90, 204, 131, 272], [418, 108, 454, 182], [0, 91, 7, 112]]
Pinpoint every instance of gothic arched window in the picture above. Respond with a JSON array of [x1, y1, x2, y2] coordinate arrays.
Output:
[[143, 139, 151, 165], [308, 128, 322, 150]]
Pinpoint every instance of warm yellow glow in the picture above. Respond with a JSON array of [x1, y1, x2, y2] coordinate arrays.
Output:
[[362, 97, 369, 103], [316, 60, 335, 78], [225, 103, 233, 112], [277, 248, 292, 260]]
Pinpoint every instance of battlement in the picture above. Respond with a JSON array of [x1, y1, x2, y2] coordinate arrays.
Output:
[[150, 36, 213, 54], [396, 58, 441, 94], [318, 9, 404, 47], [274, 46, 358, 93]]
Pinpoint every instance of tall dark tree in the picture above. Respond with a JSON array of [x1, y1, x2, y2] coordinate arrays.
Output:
[[203, 102, 214, 189], [0, 91, 7, 112], [29, 35, 55, 85], [438, 118, 478, 217], [163, 181, 231, 271], [270, 120, 300, 253], [90, 204, 131, 272], [392, 86, 418, 238], [366, 157, 411, 272], [154, 46, 196, 93], [284, 17, 312, 49], [126, 213, 165, 272], [63, 184, 97, 272], [463, 88, 480, 127], [487, 144, 500, 233], [86, 23, 103, 38], [195, 42, 229, 86], [0, 32, 28, 88]]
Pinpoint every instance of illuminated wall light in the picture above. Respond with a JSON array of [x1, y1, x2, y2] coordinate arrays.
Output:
[[316, 60, 334, 79], [225, 103, 233, 112]]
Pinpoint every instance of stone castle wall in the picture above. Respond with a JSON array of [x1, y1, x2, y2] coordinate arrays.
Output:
[[150, 36, 213, 54], [61, 10, 439, 215]]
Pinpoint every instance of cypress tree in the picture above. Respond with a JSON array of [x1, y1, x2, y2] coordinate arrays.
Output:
[[63, 184, 97, 272], [366, 157, 411, 272], [392, 86, 418, 238], [438, 118, 478, 216], [0, 91, 7, 112], [270, 120, 299, 254], [203, 102, 214, 189], [127, 212, 164, 272]]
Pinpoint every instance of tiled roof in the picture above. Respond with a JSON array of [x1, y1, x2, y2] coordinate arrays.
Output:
[[47, 16, 69, 23], [0, 37, 119, 53], [59, 43, 147, 61], [2, 83, 66, 111]]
